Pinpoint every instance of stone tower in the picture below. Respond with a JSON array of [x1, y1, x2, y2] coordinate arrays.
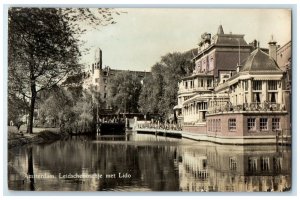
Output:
[[91, 48, 103, 92]]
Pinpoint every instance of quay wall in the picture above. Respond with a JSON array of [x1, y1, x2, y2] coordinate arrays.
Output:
[[182, 125, 206, 134], [135, 127, 290, 145]]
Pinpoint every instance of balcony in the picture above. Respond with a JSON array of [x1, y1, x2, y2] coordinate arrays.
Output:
[[178, 87, 213, 94], [207, 102, 286, 115]]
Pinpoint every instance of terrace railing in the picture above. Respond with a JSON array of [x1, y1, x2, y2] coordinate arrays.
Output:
[[207, 102, 285, 114]]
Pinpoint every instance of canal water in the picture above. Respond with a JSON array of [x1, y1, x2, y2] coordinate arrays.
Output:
[[8, 133, 292, 192]]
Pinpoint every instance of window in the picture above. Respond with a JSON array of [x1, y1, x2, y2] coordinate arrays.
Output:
[[253, 81, 262, 90], [104, 78, 107, 84], [225, 186, 234, 192], [217, 119, 221, 132], [228, 118, 236, 131], [95, 78, 99, 82], [247, 118, 256, 131], [202, 159, 207, 169], [245, 81, 248, 90], [268, 80, 278, 90], [229, 157, 237, 171], [253, 92, 262, 103], [272, 118, 280, 130], [245, 93, 248, 104], [248, 157, 258, 172], [209, 119, 221, 132], [201, 79, 204, 87], [268, 92, 278, 103], [207, 79, 211, 87], [203, 112, 206, 121], [274, 157, 282, 172], [190, 81, 193, 88], [104, 93, 107, 98], [213, 119, 216, 132], [185, 81, 188, 89], [259, 118, 268, 131], [261, 157, 270, 171]]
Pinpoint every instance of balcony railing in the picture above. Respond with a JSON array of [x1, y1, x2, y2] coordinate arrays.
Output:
[[207, 102, 286, 114], [178, 86, 213, 93]]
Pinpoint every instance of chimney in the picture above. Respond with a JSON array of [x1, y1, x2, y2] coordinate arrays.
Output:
[[236, 63, 242, 73], [268, 35, 277, 61]]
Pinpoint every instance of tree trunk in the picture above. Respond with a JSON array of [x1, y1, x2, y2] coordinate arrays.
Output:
[[27, 81, 36, 134]]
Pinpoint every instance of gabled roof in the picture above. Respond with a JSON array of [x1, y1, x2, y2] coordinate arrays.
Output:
[[240, 48, 282, 72]]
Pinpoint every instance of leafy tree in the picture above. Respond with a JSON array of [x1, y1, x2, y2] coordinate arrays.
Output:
[[8, 94, 27, 131], [138, 50, 195, 119], [108, 71, 142, 113], [38, 86, 74, 128], [138, 63, 164, 115], [8, 8, 119, 133]]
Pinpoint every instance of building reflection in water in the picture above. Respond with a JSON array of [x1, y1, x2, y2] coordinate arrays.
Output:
[[8, 135, 291, 192], [177, 143, 291, 192]]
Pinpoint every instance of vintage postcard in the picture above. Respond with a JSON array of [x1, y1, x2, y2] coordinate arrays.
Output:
[[7, 7, 292, 192]]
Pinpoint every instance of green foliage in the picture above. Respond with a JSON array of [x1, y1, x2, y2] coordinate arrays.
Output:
[[108, 71, 142, 113], [138, 50, 195, 119]]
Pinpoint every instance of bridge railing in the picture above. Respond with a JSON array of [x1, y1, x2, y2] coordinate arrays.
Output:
[[136, 121, 183, 131]]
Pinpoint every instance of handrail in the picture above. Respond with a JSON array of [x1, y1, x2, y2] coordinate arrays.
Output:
[[207, 102, 285, 114]]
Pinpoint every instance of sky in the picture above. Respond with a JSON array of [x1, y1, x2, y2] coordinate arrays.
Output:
[[79, 8, 291, 71]]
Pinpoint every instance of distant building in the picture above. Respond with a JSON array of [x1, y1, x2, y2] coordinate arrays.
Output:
[[83, 48, 150, 111], [276, 40, 292, 91]]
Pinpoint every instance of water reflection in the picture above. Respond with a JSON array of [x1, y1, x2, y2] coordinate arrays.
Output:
[[8, 134, 291, 192]]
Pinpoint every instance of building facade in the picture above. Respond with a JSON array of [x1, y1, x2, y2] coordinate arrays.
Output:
[[176, 25, 253, 133], [175, 25, 291, 143]]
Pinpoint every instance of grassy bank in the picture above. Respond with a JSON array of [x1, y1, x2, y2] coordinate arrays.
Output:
[[8, 126, 66, 149]]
